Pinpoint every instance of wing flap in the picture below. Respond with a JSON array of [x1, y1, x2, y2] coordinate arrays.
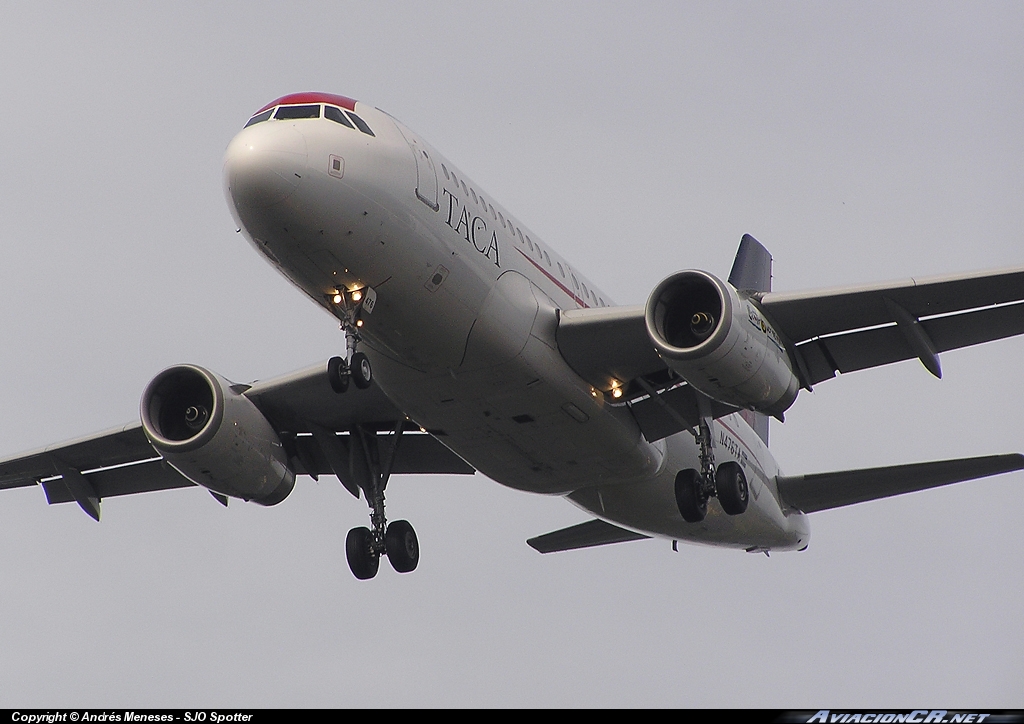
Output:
[[627, 384, 737, 443], [0, 423, 154, 491], [761, 266, 1024, 344], [293, 432, 474, 476], [41, 459, 195, 505], [794, 300, 1024, 385], [777, 453, 1024, 513], [527, 518, 650, 554]]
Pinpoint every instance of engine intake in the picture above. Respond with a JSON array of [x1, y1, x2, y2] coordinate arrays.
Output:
[[645, 270, 799, 416], [141, 365, 295, 505]]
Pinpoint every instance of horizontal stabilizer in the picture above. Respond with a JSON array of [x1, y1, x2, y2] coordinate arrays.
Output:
[[527, 518, 649, 554], [777, 453, 1024, 513]]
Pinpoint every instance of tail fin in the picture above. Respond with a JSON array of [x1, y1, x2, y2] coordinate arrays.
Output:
[[730, 234, 772, 445], [728, 233, 772, 293]]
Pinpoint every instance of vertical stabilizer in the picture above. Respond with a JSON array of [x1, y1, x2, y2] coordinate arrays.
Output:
[[729, 234, 772, 445], [728, 233, 772, 293]]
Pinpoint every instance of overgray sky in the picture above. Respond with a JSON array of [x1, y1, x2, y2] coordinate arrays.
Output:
[[0, 1, 1020, 707]]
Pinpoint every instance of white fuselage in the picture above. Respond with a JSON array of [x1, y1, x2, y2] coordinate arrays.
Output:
[[224, 98, 810, 552]]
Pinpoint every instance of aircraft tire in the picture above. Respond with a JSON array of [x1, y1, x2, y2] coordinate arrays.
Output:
[[327, 356, 349, 393], [674, 469, 707, 523], [716, 461, 749, 515], [351, 352, 372, 389], [385, 520, 419, 573], [346, 526, 379, 580]]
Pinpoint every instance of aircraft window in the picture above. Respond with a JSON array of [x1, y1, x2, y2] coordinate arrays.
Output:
[[275, 105, 321, 120], [497, 211, 505, 227], [441, 164, 450, 180], [471, 188, 478, 204], [244, 109, 273, 128], [451, 172, 459, 186], [557, 262, 565, 278], [543, 250, 552, 266], [324, 105, 354, 128], [582, 282, 589, 298], [571, 274, 579, 290], [346, 111, 375, 136], [461, 180, 468, 195], [599, 297, 605, 307], [488, 203, 496, 220]]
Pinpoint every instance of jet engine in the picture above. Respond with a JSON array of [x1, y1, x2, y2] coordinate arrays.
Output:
[[141, 365, 295, 505], [645, 270, 799, 417]]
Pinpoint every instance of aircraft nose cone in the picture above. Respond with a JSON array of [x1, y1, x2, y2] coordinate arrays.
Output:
[[224, 122, 308, 209]]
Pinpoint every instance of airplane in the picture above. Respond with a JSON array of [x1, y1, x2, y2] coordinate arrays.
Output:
[[2, 90, 1023, 580]]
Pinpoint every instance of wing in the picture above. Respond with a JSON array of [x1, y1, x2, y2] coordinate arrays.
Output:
[[759, 266, 1024, 385], [0, 360, 473, 519], [557, 238, 1024, 442], [776, 453, 1024, 513]]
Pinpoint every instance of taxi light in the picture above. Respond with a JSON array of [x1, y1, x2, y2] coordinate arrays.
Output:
[[356, 319, 364, 327], [351, 290, 363, 302], [611, 386, 623, 399]]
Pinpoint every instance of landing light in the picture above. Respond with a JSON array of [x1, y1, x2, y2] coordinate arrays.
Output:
[[356, 319, 364, 327], [610, 385, 623, 399], [351, 289, 363, 302], [332, 293, 343, 304]]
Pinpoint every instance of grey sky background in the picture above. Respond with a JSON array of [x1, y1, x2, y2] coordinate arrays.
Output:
[[0, 1, 1021, 707]]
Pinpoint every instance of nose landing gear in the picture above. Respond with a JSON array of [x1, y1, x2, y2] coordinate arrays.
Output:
[[327, 288, 374, 394]]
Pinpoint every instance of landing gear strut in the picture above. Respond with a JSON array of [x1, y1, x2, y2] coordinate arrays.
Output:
[[327, 290, 374, 394], [674, 417, 749, 522], [342, 422, 420, 579]]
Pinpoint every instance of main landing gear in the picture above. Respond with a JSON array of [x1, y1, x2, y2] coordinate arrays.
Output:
[[674, 418, 749, 523], [336, 422, 420, 580], [346, 518, 419, 579]]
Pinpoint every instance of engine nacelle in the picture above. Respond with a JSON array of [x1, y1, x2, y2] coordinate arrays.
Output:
[[141, 365, 295, 505], [645, 270, 799, 417]]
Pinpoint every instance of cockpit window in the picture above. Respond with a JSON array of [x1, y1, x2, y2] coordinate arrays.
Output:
[[244, 109, 273, 128], [346, 111, 375, 137], [324, 105, 354, 128], [274, 104, 321, 120]]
